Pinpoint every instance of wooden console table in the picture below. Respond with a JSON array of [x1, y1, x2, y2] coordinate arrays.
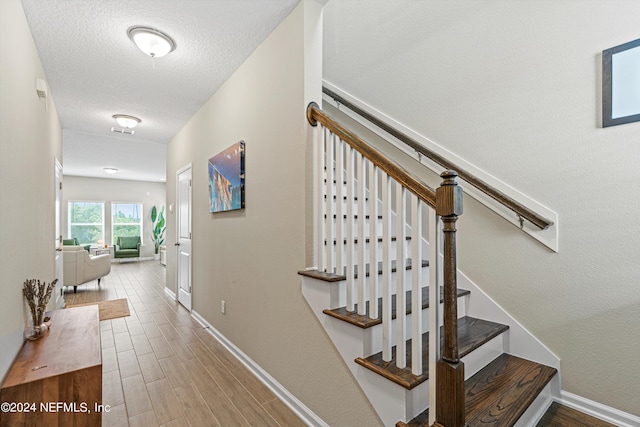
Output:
[[0, 305, 102, 426]]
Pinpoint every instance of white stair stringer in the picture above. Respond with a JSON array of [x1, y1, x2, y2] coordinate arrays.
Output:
[[301, 274, 508, 426], [301, 269, 563, 427], [301, 275, 429, 426], [457, 269, 561, 375]]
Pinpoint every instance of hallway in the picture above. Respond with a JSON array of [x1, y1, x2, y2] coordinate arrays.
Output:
[[64, 261, 305, 427]]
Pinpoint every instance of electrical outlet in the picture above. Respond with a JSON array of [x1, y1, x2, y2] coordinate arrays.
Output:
[[221, 300, 226, 314]]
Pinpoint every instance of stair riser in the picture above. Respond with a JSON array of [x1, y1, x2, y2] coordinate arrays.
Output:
[[513, 380, 557, 427], [358, 333, 510, 425], [364, 297, 468, 358], [325, 267, 431, 310], [324, 226, 422, 253], [358, 364, 432, 426], [460, 334, 504, 381], [323, 212, 419, 233], [324, 240, 431, 265]]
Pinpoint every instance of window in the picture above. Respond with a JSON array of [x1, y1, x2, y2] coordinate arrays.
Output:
[[112, 203, 143, 244], [68, 201, 104, 244]]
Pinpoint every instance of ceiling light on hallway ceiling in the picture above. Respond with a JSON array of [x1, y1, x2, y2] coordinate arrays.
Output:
[[103, 168, 118, 175], [128, 26, 176, 58], [112, 114, 141, 129]]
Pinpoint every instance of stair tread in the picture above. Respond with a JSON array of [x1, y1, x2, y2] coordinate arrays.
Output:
[[401, 354, 557, 427], [535, 402, 616, 427], [323, 286, 470, 329], [396, 409, 428, 427], [298, 258, 431, 285], [465, 353, 557, 426], [324, 194, 367, 201], [324, 214, 383, 220], [324, 236, 411, 245], [355, 316, 509, 389]]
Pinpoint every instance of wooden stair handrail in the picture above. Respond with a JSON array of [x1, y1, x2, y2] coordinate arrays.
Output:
[[307, 102, 437, 208], [308, 101, 466, 426], [322, 86, 554, 230]]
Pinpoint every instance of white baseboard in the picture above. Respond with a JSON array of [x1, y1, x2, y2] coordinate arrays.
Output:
[[559, 390, 640, 427], [164, 286, 176, 300], [191, 310, 329, 427]]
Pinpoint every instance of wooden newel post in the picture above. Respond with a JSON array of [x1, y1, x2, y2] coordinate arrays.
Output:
[[435, 170, 466, 427]]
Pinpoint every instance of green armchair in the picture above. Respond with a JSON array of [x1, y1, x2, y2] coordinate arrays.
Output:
[[63, 237, 91, 252], [114, 236, 141, 261]]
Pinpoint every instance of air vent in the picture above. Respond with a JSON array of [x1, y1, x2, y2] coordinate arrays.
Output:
[[111, 127, 135, 135]]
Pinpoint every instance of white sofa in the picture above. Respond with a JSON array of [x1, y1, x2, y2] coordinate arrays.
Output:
[[62, 245, 111, 293]]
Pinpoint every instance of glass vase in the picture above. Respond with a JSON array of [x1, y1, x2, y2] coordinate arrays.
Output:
[[25, 312, 45, 340]]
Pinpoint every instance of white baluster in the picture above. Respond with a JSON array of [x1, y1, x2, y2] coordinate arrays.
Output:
[[411, 195, 423, 375], [317, 127, 326, 272], [345, 146, 355, 312], [357, 153, 366, 315], [381, 172, 392, 361], [335, 139, 344, 277], [395, 183, 407, 369], [369, 162, 379, 320], [428, 208, 441, 426], [326, 131, 335, 273]]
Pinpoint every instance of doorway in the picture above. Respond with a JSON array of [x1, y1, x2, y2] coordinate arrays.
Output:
[[54, 158, 64, 309], [176, 164, 192, 311]]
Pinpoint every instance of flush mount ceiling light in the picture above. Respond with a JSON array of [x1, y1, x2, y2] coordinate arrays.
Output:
[[112, 114, 141, 129], [103, 168, 118, 175], [127, 26, 176, 58]]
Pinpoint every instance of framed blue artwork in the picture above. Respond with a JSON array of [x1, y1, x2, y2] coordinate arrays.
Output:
[[602, 38, 640, 127], [208, 141, 245, 213]]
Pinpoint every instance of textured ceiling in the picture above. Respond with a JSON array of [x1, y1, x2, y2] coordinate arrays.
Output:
[[21, 0, 301, 182]]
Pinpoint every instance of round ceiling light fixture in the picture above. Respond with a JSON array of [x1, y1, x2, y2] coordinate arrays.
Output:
[[103, 168, 118, 175], [127, 26, 176, 58], [112, 114, 141, 129]]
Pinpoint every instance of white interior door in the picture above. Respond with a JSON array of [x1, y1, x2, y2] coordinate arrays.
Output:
[[54, 158, 64, 309], [177, 164, 192, 311]]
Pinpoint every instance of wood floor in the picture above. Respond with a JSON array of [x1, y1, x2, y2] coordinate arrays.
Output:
[[63, 261, 305, 427], [536, 402, 616, 427]]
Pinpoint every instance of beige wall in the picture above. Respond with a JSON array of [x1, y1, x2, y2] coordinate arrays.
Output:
[[166, 1, 380, 425], [324, 0, 640, 416], [0, 0, 62, 381], [63, 176, 166, 258]]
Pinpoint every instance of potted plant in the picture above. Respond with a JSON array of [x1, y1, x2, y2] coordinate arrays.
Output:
[[150, 205, 166, 260]]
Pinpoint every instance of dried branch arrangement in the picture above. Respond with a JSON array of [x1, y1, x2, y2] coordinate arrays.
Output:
[[22, 278, 58, 331]]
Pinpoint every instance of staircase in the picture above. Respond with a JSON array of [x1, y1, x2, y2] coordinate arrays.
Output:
[[300, 103, 561, 427]]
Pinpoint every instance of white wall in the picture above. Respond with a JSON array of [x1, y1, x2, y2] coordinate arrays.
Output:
[[165, 1, 381, 425], [63, 176, 166, 258], [0, 0, 62, 382], [324, 0, 640, 416]]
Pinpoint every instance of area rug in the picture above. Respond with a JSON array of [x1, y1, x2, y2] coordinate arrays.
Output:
[[66, 298, 130, 321]]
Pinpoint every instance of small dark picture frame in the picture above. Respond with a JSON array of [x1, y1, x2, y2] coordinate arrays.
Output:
[[602, 38, 640, 127]]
